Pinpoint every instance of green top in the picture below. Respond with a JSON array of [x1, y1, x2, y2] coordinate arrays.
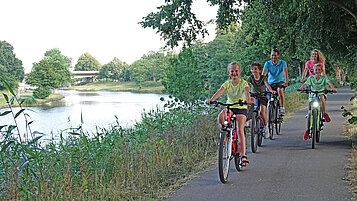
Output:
[[247, 75, 268, 94], [305, 75, 330, 102], [221, 79, 249, 109]]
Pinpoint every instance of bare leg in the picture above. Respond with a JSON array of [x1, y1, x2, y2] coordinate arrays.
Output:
[[307, 110, 311, 130], [278, 87, 285, 107], [237, 114, 247, 157], [260, 105, 267, 126]]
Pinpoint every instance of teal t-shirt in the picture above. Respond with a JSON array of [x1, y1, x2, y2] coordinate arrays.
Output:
[[305, 75, 330, 102], [221, 79, 249, 109], [263, 60, 287, 84]]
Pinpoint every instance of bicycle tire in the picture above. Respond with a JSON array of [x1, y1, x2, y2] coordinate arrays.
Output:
[[311, 109, 318, 149], [218, 129, 231, 183], [316, 112, 322, 142], [268, 104, 274, 139], [275, 103, 280, 135], [257, 117, 263, 146], [251, 111, 258, 153]]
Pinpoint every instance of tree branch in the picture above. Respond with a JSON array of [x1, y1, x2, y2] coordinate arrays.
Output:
[[328, 0, 357, 24]]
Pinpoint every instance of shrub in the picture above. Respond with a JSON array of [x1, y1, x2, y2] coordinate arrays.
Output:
[[33, 87, 51, 99]]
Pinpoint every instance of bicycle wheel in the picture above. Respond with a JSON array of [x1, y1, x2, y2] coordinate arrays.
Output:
[[257, 117, 263, 146], [218, 129, 231, 183], [268, 104, 274, 139], [316, 112, 322, 142], [234, 139, 242, 171], [311, 109, 318, 149], [251, 111, 258, 153], [275, 103, 281, 135]]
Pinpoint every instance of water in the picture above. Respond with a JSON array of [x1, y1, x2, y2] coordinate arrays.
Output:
[[0, 90, 169, 140]]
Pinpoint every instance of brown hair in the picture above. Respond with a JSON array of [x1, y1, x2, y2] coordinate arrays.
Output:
[[250, 62, 263, 71], [311, 49, 326, 63]]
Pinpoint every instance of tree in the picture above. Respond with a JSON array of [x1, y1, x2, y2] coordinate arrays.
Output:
[[141, 1, 357, 77], [26, 49, 72, 94], [0, 41, 24, 90], [74, 53, 102, 71], [99, 57, 128, 81], [162, 47, 205, 105]]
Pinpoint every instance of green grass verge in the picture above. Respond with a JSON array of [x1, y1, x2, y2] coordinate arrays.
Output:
[[66, 81, 165, 94]]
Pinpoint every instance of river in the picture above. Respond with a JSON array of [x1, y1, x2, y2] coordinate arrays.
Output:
[[0, 90, 169, 140]]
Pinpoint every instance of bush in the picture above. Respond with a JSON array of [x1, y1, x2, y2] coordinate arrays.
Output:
[[33, 87, 51, 99]]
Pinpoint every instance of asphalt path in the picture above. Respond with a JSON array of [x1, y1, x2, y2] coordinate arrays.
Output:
[[165, 86, 355, 201]]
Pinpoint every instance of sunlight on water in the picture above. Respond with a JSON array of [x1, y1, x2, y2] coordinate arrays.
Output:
[[0, 90, 169, 140]]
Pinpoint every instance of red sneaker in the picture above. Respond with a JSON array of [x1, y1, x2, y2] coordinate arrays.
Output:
[[304, 130, 310, 140], [324, 113, 331, 122]]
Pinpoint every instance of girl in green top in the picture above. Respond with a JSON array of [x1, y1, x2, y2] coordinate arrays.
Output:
[[206, 62, 254, 166], [299, 63, 337, 140]]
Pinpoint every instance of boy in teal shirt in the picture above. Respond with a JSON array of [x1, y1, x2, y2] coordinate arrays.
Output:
[[299, 64, 337, 140]]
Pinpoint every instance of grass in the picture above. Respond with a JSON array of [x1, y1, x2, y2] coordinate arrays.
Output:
[[0, 92, 64, 108], [0, 82, 317, 200], [343, 93, 357, 196], [66, 81, 165, 94]]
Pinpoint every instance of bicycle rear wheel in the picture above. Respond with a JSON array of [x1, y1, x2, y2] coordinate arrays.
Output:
[[218, 129, 231, 183], [251, 111, 258, 153]]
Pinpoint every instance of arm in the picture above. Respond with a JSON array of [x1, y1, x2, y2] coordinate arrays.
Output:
[[264, 81, 276, 94], [283, 68, 289, 87], [205, 86, 225, 105], [328, 81, 337, 92], [301, 68, 308, 82], [244, 86, 254, 105], [298, 83, 307, 91], [262, 69, 268, 76]]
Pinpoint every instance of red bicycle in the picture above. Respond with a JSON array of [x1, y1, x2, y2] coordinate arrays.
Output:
[[210, 100, 248, 183]]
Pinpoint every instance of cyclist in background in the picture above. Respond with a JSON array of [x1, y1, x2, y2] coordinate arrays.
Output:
[[247, 62, 276, 139], [262, 49, 289, 115], [206, 62, 254, 166], [299, 64, 337, 140], [301, 49, 326, 83]]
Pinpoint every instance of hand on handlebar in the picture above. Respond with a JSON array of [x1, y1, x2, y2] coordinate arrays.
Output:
[[247, 97, 255, 105], [205, 99, 213, 105], [283, 82, 289, 87]]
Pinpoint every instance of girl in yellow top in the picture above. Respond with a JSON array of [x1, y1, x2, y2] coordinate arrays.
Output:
[[206, 62, 254, 166]]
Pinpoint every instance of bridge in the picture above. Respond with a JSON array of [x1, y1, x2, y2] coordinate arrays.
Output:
[[71, 71, 99, 79]]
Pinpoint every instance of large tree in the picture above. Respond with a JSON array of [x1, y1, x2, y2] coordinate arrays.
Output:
[[141, 0, 357, 76], [74, 53, 102, 71], [99, 57, 128, 81], [0, 41, 24, 90], [26, 49, 72, 92]]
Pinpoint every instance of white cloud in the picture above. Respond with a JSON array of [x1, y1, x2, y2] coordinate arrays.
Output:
[[0, 0, 217, 73]]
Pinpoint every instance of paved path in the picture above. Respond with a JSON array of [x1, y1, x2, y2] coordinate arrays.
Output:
[[166, 86, 355, 201]]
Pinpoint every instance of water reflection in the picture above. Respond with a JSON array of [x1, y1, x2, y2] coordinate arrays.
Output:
[[0, 90, 169, 140]]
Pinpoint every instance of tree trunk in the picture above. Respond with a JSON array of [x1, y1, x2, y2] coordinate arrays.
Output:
[[329, 0, 357, 26]]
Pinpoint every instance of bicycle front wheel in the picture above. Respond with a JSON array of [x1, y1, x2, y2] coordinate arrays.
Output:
[[251, 112, 258, 153], [257, 116, 263, 146], [311, 109, 318, 149], [268, 104, 274, 139], [218, 129, 231, 183], [275, 104, 281, 135]]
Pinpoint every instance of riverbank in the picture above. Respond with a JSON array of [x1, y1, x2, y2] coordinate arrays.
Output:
[[0, 92, 64, 108], [65, 81, 165, 94]]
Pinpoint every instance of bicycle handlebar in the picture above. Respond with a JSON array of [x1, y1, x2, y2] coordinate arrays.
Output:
[[297, 89, 334, 95], [210, 100, 248, 107], [250, 91, 275, 98]]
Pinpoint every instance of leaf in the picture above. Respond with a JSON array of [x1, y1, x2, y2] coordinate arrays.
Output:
[[19, 144, 36, 157], [0, 111, 11, 116], [3, 93, 9, 103], [0, 77, 15, 96], [1, 140, 14, 152], [15, 109, 25, 119]]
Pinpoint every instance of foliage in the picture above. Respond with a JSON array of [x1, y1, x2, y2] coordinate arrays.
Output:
[[74, 52, 102, 71], [141, 1, 357, 79], [129, 50, 170, 87], [162, 47, 205, 105], [99, 57, 128, 81], [26, 49, 72, 90], [0, 41, 25, 90], [33, 87, 51, 99]]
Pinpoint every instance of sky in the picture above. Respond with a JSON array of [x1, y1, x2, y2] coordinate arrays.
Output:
[[0, 0, 217, 73]]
